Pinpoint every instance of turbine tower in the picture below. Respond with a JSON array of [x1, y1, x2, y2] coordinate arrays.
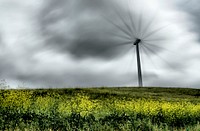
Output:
[[134, 38, 143, 87]]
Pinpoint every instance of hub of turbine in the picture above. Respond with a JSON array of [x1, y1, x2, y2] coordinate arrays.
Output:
[[134, 38, 141, 45]]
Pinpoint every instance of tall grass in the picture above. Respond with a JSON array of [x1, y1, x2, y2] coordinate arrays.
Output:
[[0, 87, 200, 130]]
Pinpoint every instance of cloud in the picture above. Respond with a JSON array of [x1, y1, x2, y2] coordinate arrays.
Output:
[[173, 0, 200, 41], [39, 0, 173, 60]]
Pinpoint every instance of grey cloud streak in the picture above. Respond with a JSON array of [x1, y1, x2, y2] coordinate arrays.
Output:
[[177, 0, 200, 34]]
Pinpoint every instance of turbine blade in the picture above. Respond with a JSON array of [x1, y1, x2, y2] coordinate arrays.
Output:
[[112, 2, 134, 38], [140, 43, 158, 70], [142, 41, 166, 51], [141, 9, 158, 39], [142, 41, 176, 55], [112, 41, 133, 48], [141, 42, 161, 56], [99, 41, 133, 59], [143, 24, 171, 39], [143, 38, 167, 42], [127, 0, 137, 38], [137, 8, 143, 38], [102, 14, 132, 39], [141, 43, 175, 70], [109, 31, 132, 41]]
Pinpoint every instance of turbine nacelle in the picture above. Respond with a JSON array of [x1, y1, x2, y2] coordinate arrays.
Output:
[[134, 38, 141, 45]]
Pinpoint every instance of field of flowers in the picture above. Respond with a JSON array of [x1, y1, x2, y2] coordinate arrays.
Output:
[[0, 87, 200, 130]]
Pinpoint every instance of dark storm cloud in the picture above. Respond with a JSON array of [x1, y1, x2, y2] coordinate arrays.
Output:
[[39, 0, 123, 59], [39, 0, 168, 60]]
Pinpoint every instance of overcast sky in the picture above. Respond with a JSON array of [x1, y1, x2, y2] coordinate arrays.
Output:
[[0, 0, 200, 88]]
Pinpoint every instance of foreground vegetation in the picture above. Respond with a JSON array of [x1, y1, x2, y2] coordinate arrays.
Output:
[[0, 87, 200, 130]]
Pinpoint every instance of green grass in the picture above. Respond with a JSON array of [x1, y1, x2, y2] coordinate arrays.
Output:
[[0, 87, 200, 130], [32, 87, 200, 102]]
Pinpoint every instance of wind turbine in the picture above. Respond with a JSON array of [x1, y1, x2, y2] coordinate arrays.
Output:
[[102, 0, 170, 87]]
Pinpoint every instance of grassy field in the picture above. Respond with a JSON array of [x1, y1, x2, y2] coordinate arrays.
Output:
[[0, 87, 200, 130]]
